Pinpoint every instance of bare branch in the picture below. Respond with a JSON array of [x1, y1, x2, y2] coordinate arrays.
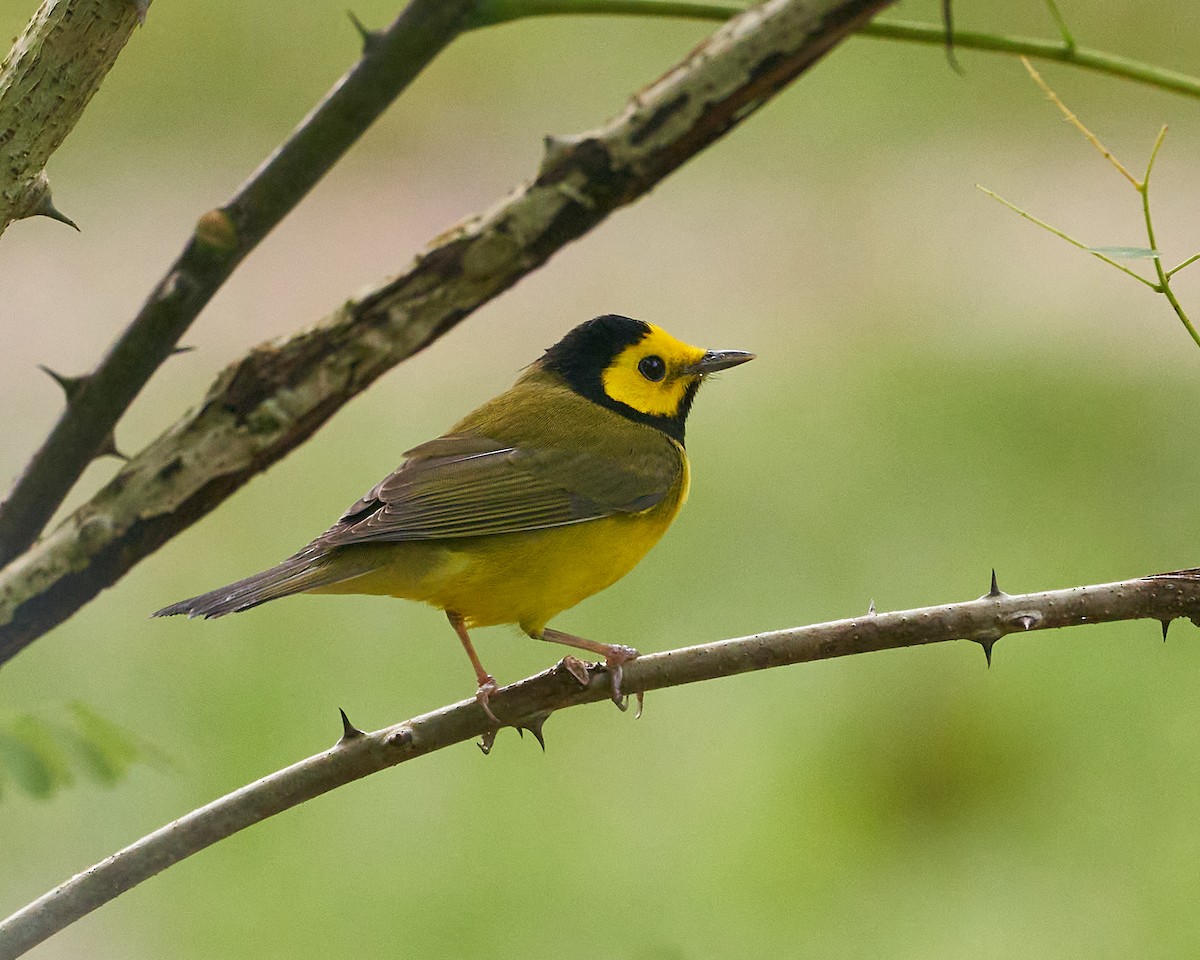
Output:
[[0, 0, 895, 666], [3, 568, 1197, 958], [0, 0, 142, 236], [0, 0, 476, 570]]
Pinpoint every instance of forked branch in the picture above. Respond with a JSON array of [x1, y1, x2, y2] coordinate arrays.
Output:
[[2, 567, 1197, 958]]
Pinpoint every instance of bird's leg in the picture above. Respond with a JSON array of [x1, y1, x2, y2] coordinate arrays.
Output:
[[537, 628, 639, 706], [447, 611, 500, 725]]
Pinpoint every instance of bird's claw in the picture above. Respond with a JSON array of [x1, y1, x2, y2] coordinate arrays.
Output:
[[476, 676, 501, 726], [605, 644, 639, 707]]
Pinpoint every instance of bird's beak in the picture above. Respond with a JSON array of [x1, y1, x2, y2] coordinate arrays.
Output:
[[686, 350, 756, 375]]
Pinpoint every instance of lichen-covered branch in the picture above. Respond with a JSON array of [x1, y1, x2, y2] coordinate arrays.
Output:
[[0, 0, 895, 666], [0, 0, 143, 236], [3, 567, 1197, 958], [0, 0, 476, 571]]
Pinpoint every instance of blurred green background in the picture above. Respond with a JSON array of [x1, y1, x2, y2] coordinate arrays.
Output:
[[4, 0, 1200, 956]]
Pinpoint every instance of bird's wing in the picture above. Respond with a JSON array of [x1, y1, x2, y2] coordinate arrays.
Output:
[[322, 432, 679, 545]]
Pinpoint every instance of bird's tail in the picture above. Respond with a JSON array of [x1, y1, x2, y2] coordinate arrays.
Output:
[[153, 546, 375, 619]]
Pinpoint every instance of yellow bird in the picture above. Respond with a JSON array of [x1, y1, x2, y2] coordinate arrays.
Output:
[[156, 315, 753, 717]]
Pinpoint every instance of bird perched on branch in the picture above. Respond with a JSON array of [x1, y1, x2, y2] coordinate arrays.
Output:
[[155, 315, 754, 720]]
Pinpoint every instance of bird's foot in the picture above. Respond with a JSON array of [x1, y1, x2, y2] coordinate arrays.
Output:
[[476, 676, 501, 726], [539, 629, 641, 712], [604, 644, 640, 708]]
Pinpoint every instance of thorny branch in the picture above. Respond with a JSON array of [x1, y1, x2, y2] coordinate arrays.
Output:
[[2, 567, 1198, 958], [0, 0, 895, 667]]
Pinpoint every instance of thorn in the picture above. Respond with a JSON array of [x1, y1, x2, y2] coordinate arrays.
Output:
[[337, 707, 364, 742], [96, 430, 130, 462], [1161, 618, 1172, 642], [37, 196, 80, 231], [517, 713, 549, 751], [15, 172, 79, 230], [38, 364, 87, 402], [982, 568, 1008, 599], [979, 638, 995, 667], [171, 345, 196, 355], [130, 0, 150, 24], [634, 691, 644, 720], [346, 10, 382, 52], [867, 598, 876, 615], [39, 365, 124, 461], [477, 728, 498, 756]]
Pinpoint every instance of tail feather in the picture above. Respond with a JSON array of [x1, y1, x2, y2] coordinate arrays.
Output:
[[153, 547, 375, 619]]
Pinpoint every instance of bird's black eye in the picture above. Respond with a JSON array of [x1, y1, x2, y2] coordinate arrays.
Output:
[[638, 355, 666, 382]]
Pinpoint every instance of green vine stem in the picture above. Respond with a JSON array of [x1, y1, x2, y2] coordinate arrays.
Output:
[[1139, 127, 1200, 348], [471, 2, 1200, 100]]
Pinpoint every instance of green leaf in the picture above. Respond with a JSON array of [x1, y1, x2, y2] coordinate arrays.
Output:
[[1088, 246, 1161, 259], [1, 714, 81, 799], [0, 705, 169, 800], [62, 703, 137, 785]]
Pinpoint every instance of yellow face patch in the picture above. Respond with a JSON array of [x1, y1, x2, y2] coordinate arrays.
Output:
[[599, 324, 709, 418]]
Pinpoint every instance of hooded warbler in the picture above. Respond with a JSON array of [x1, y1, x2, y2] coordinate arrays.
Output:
[[155, 315, 754, 716]]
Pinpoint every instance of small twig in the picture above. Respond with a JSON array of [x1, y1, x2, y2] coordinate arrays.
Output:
[[0, 0, 895, 667], [940, 0, 962, 74], [0, 0, 477, 571], [1040, 0, 1076, 52], [1138, 126, 1200, 348], [3, 567, 1198, 958], [1020, 55, 1138, 186], [976, 185, 1156, 287], [1167, 253, 1200, 278]]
